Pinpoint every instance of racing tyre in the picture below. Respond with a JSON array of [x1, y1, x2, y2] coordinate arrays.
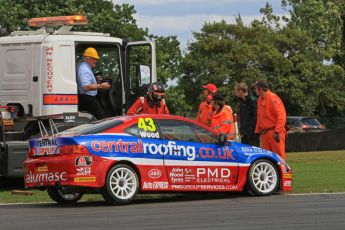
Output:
[[47, 187, 83, 204], [247, 159, 279, 196], [101, 164, 139, 204]]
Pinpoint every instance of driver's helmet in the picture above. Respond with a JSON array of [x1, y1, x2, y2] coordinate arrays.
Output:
[[147, 81, 166, 104]]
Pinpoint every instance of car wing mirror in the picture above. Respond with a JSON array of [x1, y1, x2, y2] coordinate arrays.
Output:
[[218, 134, 228, 146]]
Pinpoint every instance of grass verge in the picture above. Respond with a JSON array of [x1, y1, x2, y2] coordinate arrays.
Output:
[[1, 150, 344, 203], [287, 150, 345, 193]]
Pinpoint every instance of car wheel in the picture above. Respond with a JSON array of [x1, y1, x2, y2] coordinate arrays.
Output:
[[47, 187, 83, 204], [247, 159, 279, 196], [101, 164, 139, 204]]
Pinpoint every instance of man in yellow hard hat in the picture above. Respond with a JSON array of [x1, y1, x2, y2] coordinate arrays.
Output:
[[77, 47, 111, 119]]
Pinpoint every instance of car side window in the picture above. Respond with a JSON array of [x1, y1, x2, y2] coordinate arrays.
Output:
[[156, 119, 218, 144], [125, 124, 142, 138], [125, 118, 161, 139]]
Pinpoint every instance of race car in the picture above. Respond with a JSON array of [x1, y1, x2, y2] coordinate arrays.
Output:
[[24, 114, 292, 204]]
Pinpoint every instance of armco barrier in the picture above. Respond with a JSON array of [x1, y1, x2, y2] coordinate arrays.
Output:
[[286, 128, 345, 152]]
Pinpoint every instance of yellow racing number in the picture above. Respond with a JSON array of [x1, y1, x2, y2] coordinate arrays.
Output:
[[138, 118, 156, 132]]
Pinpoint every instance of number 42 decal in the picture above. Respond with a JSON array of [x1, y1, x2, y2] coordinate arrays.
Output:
[[138, 118, 157, 132]]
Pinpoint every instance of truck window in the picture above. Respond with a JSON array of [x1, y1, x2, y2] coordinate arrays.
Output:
[[75, 44, 122, 116], [128, 45, 152, 90]]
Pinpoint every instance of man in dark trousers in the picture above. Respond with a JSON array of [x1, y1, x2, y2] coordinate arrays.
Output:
[[77, 47, 111, 119], [234, 82, 258, 146]]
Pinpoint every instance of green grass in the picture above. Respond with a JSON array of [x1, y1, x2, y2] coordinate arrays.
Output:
[[287, 150, 345, 193], [1, 150, 345, 203]]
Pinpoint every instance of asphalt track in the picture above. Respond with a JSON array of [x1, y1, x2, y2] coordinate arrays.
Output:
[[0, 193, 344, 230]]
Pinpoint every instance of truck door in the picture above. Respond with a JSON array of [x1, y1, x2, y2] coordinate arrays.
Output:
[[124, 41, 157, 111], [76, 43, 123, 116]]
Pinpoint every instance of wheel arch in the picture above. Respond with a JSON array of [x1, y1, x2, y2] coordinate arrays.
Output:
[[246, 156, 281, 178], [112, 160, 142, 188], [245, 157, 281, 195]]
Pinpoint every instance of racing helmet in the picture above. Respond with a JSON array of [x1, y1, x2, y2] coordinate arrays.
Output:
[[147, 82, 166, 104], [83, 47, 100, 59]]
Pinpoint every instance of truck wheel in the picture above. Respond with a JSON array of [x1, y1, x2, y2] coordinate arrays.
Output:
[[101, 164, 139, 204], [47, 187, 83, 204], [247, 159, 279, 196]]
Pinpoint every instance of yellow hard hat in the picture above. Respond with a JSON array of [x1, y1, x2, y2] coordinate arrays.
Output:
[[83, 47, 100, 59]]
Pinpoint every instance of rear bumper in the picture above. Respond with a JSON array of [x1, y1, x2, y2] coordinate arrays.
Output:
[[24, 154, 114, 189]]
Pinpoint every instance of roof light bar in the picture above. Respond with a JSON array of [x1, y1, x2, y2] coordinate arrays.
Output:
[[28, 15, 88, 27]]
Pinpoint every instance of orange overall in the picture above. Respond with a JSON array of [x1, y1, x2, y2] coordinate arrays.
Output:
[[255, 90, 286, 159], [196, 101, 213, 126], [127, 97, 170, 115], [211, 105, 236, 140]]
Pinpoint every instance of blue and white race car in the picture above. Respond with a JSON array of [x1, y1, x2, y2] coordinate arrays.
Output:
[[24, 114, 292, 204]]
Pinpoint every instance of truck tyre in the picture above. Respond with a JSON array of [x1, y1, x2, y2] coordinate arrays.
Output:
[[101, 164, 139, 204]]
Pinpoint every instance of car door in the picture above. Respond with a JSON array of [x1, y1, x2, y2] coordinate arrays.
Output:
[[124, 117, 169, 190], [155, 119, 239, 190]]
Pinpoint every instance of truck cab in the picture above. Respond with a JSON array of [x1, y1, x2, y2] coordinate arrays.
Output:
[[0, 15, 157, 177]]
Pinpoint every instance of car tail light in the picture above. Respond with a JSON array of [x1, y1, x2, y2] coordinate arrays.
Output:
[[301, 125, 310, 129], [55, 145, 90, 155], [27, 148, 36, 158]]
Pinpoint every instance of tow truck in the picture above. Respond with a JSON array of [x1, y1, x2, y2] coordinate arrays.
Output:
[[0, 15, 157, 178]]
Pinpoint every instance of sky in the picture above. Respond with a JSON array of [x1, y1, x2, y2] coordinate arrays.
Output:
[[113, 0, 288, 49]]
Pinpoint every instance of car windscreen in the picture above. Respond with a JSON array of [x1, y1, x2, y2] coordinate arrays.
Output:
[[59, 119, 123, 135], [301, 118, 320, 126]]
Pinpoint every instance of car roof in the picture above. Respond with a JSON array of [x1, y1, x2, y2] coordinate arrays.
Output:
[[109, 114, 213, 130]]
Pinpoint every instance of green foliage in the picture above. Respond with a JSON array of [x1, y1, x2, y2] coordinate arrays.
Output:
[[180, 1, 345, 117], [165, 86, 193, 117], [151, 35, 182, 84]]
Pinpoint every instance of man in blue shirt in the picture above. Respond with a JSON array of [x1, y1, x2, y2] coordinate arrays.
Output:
[[77, 47, 111, 119]]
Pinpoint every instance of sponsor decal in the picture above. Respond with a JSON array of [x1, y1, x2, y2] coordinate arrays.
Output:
[[241, 146, 269, 156], [35, 138, 58, 156], [25, 171, 67, 184], [75, 156, 92, 166], [139, 131, 160, 138], [143, 181, 168, 189], [196, 168, 231, 183], [169, 168, 185, 183], [171, 184, 238, 190], [37, 166, 48, 172], [148, 169, 162, 179], [76, 167, 91, 175], [168, 167, 231, 183], [36, 146, 56, 156], [283, 180, 292, 187], [138, 118, 160, 138], [283, 174, 292, 179], [74, 177, 96, 182], [138, 118, 157, 131], [36, 138, 57, 147], [91, 140, 234, 161]]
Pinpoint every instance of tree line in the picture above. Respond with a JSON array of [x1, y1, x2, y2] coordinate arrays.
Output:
[[1, 0, 344, 119]]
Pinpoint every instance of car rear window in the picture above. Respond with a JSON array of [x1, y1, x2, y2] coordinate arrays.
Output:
[[59, 119, 123, 135], [301, 118, 320, 126]]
